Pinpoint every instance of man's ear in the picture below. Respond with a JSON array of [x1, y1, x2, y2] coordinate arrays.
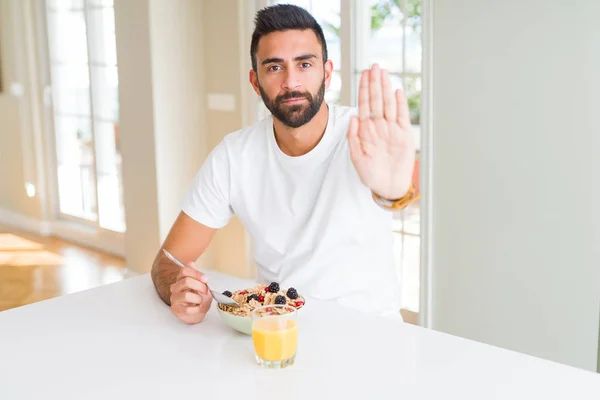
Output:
[[324, 59, 334, 89], [249, 69, 261, 96]]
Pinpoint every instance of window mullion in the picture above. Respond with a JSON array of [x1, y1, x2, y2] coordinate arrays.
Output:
[[401, 0, 407, 87], [339, 0, 352, 106], [82, 0, 101, 226], [349, 0, 371, 107]]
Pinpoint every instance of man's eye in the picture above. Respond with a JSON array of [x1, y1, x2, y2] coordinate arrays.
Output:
[[268, 65, 281, 71], [301, 62, 311, 68]]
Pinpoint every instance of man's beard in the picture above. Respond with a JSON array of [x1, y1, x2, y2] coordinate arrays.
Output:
[[258, 79, 326, 128]]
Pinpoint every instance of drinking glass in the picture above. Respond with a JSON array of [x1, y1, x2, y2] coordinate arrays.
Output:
[[251, 304, 298, 368]]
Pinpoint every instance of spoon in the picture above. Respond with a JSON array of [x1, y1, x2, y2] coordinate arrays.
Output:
[[162, 248, 240, 307]]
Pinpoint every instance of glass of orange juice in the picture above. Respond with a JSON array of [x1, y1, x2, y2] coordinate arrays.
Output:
[[251, 304, 298, 368]]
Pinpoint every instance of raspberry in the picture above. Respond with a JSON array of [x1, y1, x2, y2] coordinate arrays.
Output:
[[286, 288, 298, 299], [258, 295, 265, 302], [222, 291, 232, 297], [295, 301, 304, 307], [274, 295, 286, 305]]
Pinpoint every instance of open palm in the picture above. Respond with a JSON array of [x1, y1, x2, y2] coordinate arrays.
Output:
[[347, 64, 416, 200]]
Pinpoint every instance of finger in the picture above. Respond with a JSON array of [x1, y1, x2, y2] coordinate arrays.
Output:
[[182, 262, 208, 280], [369, 64, 384, 119], [360, 139, 377, 157], [184, 305, 202, 315], [185, 261, 199, 270], [183, 291, 203, 305], [198, 293, 212, 314], [172, 290, 202, 306], [171, 276, 208, 295], [171, 275, 206, 294], [358, 70, 370, 121], [347, 116, 364, 159], [396, 88, 411, 129], [179, 265, 208, 284], [382, 70, 396, 121], [180, 311, 207, 325], [170, 303, 204, 324], [357, 113, 379, 145], [359, 119, 379, 155]]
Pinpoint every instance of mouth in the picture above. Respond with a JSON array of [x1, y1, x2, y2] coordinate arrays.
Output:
[[282, 97, 307, 105]]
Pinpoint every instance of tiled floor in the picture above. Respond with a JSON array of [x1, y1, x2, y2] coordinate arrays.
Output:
[[0, 225, 127, 312]]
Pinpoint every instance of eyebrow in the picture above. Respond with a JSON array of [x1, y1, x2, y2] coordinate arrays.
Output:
[[261, 53, 318, 65]]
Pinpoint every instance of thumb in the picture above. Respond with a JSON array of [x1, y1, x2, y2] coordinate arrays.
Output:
[[347, 116, 363, 159], [185, 262, 208, 283], [199, 291, 213, 313]]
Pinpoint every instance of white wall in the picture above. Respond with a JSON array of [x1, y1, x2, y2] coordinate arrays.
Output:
[[113, 0, 162, 272], [429, 0, 600, 371], [0, 0, 49, 223], [115, 0, 252, 276], [148, 0, 208, 244], [200, 0, 254, 278], [115, 0, 209, 273], [0, 0, 252, 276]]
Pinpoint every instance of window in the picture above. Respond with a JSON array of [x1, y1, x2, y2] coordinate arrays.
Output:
[[45, 0, 125, 233], [258, 0, 341, 120], [262, 0, 423, 313], [362, 0, 422, 313], [357, 0, 421, 121]]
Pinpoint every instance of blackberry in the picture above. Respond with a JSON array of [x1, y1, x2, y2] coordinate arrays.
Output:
[[274, 295, 287, 305], [268, 282, 280, 293], [286, 287, 298, 299], [247, 294, 259, 302], [222, 291, 232, 297]]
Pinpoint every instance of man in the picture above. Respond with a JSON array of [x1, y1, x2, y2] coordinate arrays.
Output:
[[151, 4, 417, 324]]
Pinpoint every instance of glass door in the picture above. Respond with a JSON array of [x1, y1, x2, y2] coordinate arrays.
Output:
[[262, 0, 423, 316], [45, 0, 125, 232], [360, 0, 422, 314]]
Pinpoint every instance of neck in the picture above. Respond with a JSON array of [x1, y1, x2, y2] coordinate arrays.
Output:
[[273, 102, 329, 157]]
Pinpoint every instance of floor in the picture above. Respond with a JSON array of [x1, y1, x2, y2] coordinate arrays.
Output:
[[0, 223, 420, 324], [0, 224, 127, 313]]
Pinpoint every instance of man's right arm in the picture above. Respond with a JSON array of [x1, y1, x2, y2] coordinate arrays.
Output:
[[151, 211, 217, 324]]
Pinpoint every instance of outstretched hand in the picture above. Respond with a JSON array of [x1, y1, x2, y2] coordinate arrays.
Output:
[[347, 64, 416, 200]]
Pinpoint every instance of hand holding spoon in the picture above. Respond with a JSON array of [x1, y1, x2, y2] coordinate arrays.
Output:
[[162, 248, 240, 307]]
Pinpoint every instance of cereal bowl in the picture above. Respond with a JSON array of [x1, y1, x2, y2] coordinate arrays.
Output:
[[215, 282, 305, 335], [216, 307, 254, 335]]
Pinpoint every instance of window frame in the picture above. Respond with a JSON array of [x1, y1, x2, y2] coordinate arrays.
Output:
[[43, 0, 125, 234], [250, 0, 429, 318]]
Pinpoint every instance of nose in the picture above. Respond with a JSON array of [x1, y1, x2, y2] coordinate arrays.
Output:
[[282, 68, 301, 91]]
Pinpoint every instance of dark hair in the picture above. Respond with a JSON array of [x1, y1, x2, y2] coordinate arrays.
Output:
[[250, 4, 328, 72]]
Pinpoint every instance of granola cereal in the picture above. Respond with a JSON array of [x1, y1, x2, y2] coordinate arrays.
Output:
[[217, 282, 305, 317]]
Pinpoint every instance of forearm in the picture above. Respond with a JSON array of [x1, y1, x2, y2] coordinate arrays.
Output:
[[150, 212, 217, 306], [151, 252, 180, 305]]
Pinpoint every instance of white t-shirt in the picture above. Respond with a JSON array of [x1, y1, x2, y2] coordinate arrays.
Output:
[[181, 104, 402, 316]]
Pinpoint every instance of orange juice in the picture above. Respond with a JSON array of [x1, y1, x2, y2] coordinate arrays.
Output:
[[252, 319, 298, 361]]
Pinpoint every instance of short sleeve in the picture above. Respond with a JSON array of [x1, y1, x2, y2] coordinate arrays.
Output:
[[181, 141, 234, 229]]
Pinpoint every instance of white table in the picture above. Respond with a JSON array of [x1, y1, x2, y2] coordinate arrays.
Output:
[[1, 270, 599, 399]]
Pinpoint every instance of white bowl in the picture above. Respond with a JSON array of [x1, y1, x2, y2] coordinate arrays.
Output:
[[216, 302, 305, 335], [216, 307, 253, 335]]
